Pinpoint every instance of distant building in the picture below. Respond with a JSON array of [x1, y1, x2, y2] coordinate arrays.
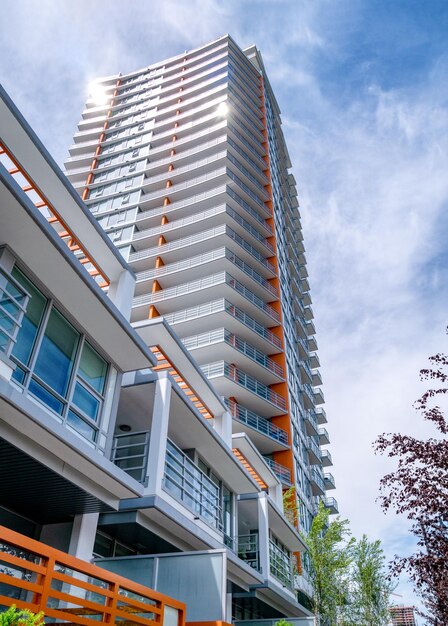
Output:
[[390, 605, 417, 626]]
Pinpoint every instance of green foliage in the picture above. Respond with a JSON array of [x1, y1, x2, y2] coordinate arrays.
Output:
[[0, 605, 44, 626], [282, 486, 298, 526], [274, 620, 294, 626], [340, 535, 394, 626], [304, 501, 354, 625]]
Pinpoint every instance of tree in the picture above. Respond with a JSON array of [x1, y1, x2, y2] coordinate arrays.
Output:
[[374, 345, 448, 625], [341, 535, 394, 626], [304, 501, 354, 625]]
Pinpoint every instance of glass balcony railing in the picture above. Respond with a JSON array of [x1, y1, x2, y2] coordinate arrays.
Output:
[[269, 540, 294, 588], [111, 430, 151, 484], [164, 439, 223, 530], [228, 276, 280, 322], [227, 401, 289, 446], [263, 458, 292, 485], [310, 467, 325, 493], [225, 302, 282, 349], [321, 449, 333, 465], [183, 329, 283, 378], [307, 437, 321, 462], [238, 533, 260, 570], [201, 361, 287, 412]]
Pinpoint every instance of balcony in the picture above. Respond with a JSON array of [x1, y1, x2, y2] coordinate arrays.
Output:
[[164, 439, 222, 530], [321, 449, 333, 467], [263, 457, 292, 486], [111, 433, 223, 531], [310, 467, 325, 496], [201, 361, 287, 417], [228, 401, 289, 452], [315, 407, 327, 425], [0, 526, 185, 626], [307, 437, 321, 465], [269, 539, 294, 588], [318, 427, 330, 445], [303, 410, 319, 437], [324, 497, 339, 515], [324, 472, 336, 490], [238, 533, 260, 571], [183, 329, 284, 384], [131, 272, 280, 327]]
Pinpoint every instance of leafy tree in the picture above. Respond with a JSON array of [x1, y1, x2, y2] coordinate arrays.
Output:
[[374, 345, 448, 626], [340, 535, 394, 626], [0, 606, 44, 626], [304, 501, 354, 625]]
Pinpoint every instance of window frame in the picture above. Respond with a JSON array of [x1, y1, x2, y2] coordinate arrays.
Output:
[[8, 263, 111, 448]]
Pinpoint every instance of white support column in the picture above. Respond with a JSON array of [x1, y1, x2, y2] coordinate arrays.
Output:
[[68, 512, 99, 561], [257, 492, 270, 578], [213, 409, 232, 447], [145, 372, 172, 494], [107, 269, 135, 320]]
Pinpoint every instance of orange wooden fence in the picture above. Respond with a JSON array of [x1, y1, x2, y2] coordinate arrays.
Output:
[[0, 525, 185, 626]]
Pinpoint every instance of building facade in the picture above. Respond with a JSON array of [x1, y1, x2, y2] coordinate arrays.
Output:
[[390, 606, 417, 626], [64, 35, 336, 616]]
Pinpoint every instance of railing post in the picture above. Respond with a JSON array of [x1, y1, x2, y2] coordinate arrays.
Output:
[[146, 372, 172, 493]]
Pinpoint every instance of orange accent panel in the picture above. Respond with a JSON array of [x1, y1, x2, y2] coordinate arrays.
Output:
[[232, 448, 267, 489], [0, 525, 186, 626], [150, 346, 214, 419], [259, 75, 296, 498], [0, 142, 110, 288]]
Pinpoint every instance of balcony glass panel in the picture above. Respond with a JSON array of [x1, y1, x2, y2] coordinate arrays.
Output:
[[227, 401, 288, 446], [164, 439, 222, 530], [0, 267, 29, 356], [112, 430, 151, 483], [238, 533, 260, 570], [269, 539, 294, 588]]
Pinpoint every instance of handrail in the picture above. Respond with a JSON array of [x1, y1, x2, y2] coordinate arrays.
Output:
[[0, 525, 185, 626]]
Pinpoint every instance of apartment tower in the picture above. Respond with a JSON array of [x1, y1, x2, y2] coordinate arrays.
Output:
[[65, 34, 336, 607]]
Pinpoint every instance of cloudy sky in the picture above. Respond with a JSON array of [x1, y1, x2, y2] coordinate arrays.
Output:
[[2, 0, 447, 616]]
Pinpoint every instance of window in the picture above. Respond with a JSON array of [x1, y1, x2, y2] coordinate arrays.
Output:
[[132, 148, 139, 158], [121, 193, 130, 205], [9, 267, 109, 444]]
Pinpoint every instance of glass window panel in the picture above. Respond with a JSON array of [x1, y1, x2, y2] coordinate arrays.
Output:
[[93, 532, 114, 558], [67, 410, 96, 441], [11, 365, 26, 385], [72, 382, 99, 421], [34, 309, 79, 397], [78, 342, 107, 393], [0, 329, 9, 352], [11, 268, 47, 366], [29, 378, 64, 414]]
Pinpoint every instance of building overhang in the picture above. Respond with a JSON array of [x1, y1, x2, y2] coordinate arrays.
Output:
[[0, 168, 154, 371]]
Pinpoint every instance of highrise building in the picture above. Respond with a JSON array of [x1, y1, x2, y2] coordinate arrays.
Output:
[[390, 606, 417, 626], [65, 34, 336, 614]]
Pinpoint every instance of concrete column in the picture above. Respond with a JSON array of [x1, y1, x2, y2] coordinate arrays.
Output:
[[257, 493, 270, 578], [145, 372, 172, 494], [214, 408, 232, 447], [107, 269, 135, 320], [68, 512, 99, 561]]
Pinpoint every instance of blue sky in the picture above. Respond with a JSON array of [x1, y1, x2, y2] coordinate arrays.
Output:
[[1, 0, 447, 617]]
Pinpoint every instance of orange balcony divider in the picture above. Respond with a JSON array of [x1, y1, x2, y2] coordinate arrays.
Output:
[[0, 525, 186, 626]]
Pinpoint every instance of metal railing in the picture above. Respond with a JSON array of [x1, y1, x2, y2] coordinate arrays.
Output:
[[263, 457, 292, 485], [228, 401, 288, 446], [111, 430, 150, 483], [163, 439, 222, 530], [225, 302, 282, 349], [238, 533, 260, 570], [0, 525, 185, 626], [307, 437, 322, 462], [310, 467, 325, 493], [201, 361, 287, 411], [269, 539, 294, 588]]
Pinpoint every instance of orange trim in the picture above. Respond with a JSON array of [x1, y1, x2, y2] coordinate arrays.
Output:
[[150, 346, 214, 420], [0, 142, 110, 288], [0, 525, 186, 626], [259, 76, 296, 506], [232, 448, 267, 489]]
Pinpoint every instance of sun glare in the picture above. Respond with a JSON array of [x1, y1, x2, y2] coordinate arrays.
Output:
[[88, 82, 109, 105]]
